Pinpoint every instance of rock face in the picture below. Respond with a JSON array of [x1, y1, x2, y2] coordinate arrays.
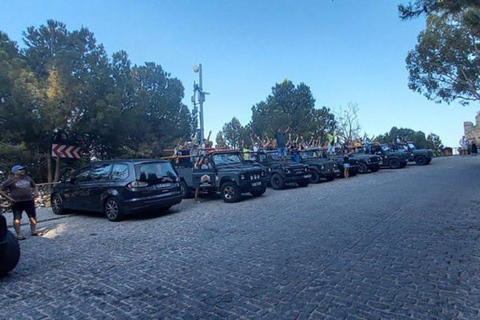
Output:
[[464, 113, 480, 141]]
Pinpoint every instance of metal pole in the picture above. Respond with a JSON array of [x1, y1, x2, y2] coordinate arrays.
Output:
[[198, 63, 204, 143]]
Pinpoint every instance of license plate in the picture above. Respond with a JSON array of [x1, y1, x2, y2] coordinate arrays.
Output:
[[252, 181, 262, 187], [303, 174, 311, 179], [155, 183, 173, 189]]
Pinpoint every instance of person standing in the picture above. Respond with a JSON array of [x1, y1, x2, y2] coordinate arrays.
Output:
[[0, 165, 39, 240], [460, 136, 468, 156], [273, 127, 290, 164], [472, 140, 478, 156], [343, 149, 352, 179]]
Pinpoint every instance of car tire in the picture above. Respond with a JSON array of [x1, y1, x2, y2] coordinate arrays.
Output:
[[270, 173, 285, 190], [389, 158, 401, 169], [309, 170, 321, 184], [51, 193, 68, 215], [180, 181, 193, 199], [358, 162, 368, 174], [0, 231, 21, 277], [104, 198, 124, 222], [220, 182, 240, 203], [297, 180, 309, 187], [325, 175, 335, 181], [250, 185, 267, 197], [415, 156, 427, 165]]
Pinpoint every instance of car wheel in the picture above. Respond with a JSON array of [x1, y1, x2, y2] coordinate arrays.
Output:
[[51, 193, 68, 215], [180, 181, 193, 199], [297, 180, 309, 187], [309, 170, 321, 184], [220, 182, 240, 203], [415, 156, 427, 165], [250, 185, 267, 197], [270, 173, 286, 190], [389, 158, 401, 169], [104, 198, 124, 222], [358, 162, 368, 174], [0, 230, 21, 277]]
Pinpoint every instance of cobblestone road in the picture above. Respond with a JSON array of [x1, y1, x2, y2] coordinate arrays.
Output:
[[2, 156, 480, 319]]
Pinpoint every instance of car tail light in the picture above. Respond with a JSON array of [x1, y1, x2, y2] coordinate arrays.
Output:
[[127, 181, 149, 189]]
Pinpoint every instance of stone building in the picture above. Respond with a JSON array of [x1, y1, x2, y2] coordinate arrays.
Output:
[[464, 113, 480, 142]]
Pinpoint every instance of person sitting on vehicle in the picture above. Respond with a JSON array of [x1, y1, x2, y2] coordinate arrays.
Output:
[[200, 158, 212, 169]]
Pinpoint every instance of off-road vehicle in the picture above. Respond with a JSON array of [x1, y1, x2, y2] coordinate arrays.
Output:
[[370, 144, 408, 169], [327, 153, 360, 178], [350, 153, 381, 173], [300, 149, 339, 182], [174, 150, 268, 203], [401, 143, 434, 165], [0, 214, 20, 276], [247, 151, 310, 189]]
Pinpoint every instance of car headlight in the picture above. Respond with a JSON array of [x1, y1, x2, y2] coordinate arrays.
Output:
[[321, 165, 325, 170], [285, 169, 291, 174], [241, 174, 245, 180], [367, 158, 371, 162]]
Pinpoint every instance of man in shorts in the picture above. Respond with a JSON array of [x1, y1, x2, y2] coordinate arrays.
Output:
[[274, 127, 290, 164], [0, 165, 39, 240]]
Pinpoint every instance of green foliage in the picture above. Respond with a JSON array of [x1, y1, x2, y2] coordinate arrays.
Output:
[[406, 14, 480, 105], [0, 21, 195, 181], [376, 126, 441, 149], [427, 133, 444, 155], [250, 79, 336, 141]]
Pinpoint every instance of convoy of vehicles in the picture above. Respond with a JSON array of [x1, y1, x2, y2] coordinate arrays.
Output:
[[0, 144, 434, 276]]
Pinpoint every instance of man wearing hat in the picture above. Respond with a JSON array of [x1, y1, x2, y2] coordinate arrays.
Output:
[[0, 165, 39, 240]]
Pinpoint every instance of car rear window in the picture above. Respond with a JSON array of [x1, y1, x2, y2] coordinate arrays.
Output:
[[134, 162, 177, 184]]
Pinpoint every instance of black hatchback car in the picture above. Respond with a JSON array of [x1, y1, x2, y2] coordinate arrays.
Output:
[[51, 159, 183, 221]]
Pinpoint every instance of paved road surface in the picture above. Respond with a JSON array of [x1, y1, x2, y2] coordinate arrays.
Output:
[[2, 156, 480, 319]]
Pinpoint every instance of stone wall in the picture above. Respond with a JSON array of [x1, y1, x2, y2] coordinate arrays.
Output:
[[464, 113, 480, 142]]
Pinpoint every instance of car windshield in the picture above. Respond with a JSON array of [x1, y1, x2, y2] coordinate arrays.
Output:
[[408, 143, 416, 149], [135, 162, 177, 184], [302, 151, 318, 158], [212, 153, 243, 165]]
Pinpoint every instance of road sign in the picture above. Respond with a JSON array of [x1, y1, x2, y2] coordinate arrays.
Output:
[[52, 144, 82, 159]]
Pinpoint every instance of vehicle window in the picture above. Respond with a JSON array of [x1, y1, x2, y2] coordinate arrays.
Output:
[[212, 153, 243, 164], [111, 163, 129, 180], [74, 167, 92, 182], [90, 164, 112, 181], [259, 154, 268, 163], [408, 143, 416, 149], [135, 162, 177, 184]]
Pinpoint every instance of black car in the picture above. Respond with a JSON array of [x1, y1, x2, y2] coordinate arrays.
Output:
[[0, 214, 20, 276], [51, 159, 183, 221]]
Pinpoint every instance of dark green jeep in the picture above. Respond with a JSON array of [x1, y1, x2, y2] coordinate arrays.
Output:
[[247, 151, 310, 189], [300, 149, 339, 182], [371, 144, 408, 169], [401, 143, 434, 165], [174, 150, 268, 203]]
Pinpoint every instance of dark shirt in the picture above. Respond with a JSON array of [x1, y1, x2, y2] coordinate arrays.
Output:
[[343, 155, 349, 164], [1, 175, 36, 202], [275, 132, 286, 148]]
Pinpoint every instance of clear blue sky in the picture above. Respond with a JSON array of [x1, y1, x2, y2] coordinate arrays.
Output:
[[0, 0, 477, 148]]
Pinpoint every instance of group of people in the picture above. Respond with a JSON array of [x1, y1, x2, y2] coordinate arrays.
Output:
[[459, 135, 478, 156], [0, 165, 41, 240]]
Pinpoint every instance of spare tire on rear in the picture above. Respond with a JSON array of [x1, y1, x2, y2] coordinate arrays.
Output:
[[0, 229, 21, 277]]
